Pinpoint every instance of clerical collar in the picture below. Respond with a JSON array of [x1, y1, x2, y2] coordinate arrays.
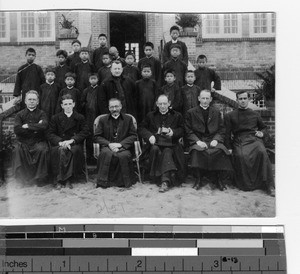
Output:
[[64, 112, 73, 117], [27, 107, 37, 112], [200, 105, 209, 110], [187, 84, 194, 87], [146, 55, 153, 59], [172, 39, 178, 43], [111, 114, 120, 119], [67, 86, 73, 89], [82, 60, 88, 64], [46, 80, 54, 85], [159, 110, 169, 115], [59, 64, 65, 67], [91, 84, 98, 89]]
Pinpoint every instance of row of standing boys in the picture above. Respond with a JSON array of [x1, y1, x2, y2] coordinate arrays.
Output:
[[12, 25, 221, 164]]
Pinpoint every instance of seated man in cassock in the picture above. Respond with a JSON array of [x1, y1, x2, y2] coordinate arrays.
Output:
[[185, 89, 233, 191], [47, 94, 90, 189], [138, 94, 185, 193], [12, 90, 49, 185], [94, 98, 136, 188], [225, 91, 275, 197]]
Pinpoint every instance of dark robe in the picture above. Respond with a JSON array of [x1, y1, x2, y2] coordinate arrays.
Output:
[[162, 40, 189, 65], [13, 108, 49, 181], [57, 86, 81, 113], [138, 56, 162, 87], [136, 78, 158, 123], [39, 82, 60, 119], [66, 52, 81, 72], [47, 111, 90, 182], [80, 85, 101, 158], [54, 64, 71, 91], [92, 46, 109, 71], [97, 65, 112, 84], [138, 108, 185, 185], [13, 63, 45, 107], [123, 65, 140, 83], [74, 61, 96, 92], [194, 67, 221, 91], [185, 105, 232, 172], [159, 83, 183, 114], [112, 56, 126, 67], [162, 58, 187, 88], [94, 113, 136, 187], [98, 75, 137, 117], [181, 84, 202, 116], [225, 108, 274, 191]]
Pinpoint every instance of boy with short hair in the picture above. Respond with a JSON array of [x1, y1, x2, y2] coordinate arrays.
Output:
[[13, 47, 45, 108], [74, 47, 95, 92], [181, 70, 201, 115], [123, 51, 140, 83], [92, 33, 109, 71], [55, 49, 71, 91], [109, 46, 126, 67], [159, 69, 183, 113], [66, 39, 82, 71], [162, 44, 187, 88], [138, 42, 162, 87], [162, 25, 189, 65], [135, 63, 158, 123], [57, 72, 81, 113], [80, 73, 101, 164], [194, 54, 221, 91], [40, 67, 60, 119], [97, 51, 112, 84]]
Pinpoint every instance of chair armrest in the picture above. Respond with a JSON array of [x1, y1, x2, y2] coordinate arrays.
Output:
[[134, 140, 142, 160], [93, 143, 100, 159]]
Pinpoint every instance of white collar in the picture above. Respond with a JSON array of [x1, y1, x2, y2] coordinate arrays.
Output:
[[46, 81, 54, 85], [67, 86, 73, 89], [172, 39, 178, 43], [64, 112, 73, 117], [187, 84, 194, 87], [200, 105, 209, 110]]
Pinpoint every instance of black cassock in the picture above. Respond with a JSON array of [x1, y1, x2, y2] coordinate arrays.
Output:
[[13, 63, 45, 107], [92, 46, 109, 71], [66, 52, 81, 72], [181, 84, 202, 116], [159, 83, 183, 114], [194, 67, 221, 91], [13, 108, 49, 181], [74, 61, 95, 92], [94, 113, 136, 187], [47, 111, 90, 182], [56, 86, 81, 113], [97, 66, 112, 85], [162, 58, 187, 88], [138, 108, 185, 185], [123, 65, 140, 83], [39, 82, 60, 119], [225, 108, 274, 191], [55, 64, 71, 91], [138, 56, 162, 87]]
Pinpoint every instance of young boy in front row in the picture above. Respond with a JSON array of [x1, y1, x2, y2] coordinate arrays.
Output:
[[162, 44, 187, 88], [80, 73, 101, 164], [97, 51, 112, 84], [159, 69, 183, 114], [138, 42, 162, 87], [40, 67, 60, 119], [123, 51, 140, 83], [74, 47, 95, 92], [57, 72, 81, 113], [135, 63, 158, 123], [181, 70, 202, 116], [55, 49, 71, 91]]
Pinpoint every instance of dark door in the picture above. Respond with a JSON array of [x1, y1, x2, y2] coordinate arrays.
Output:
[[109, 12, 146, 62]]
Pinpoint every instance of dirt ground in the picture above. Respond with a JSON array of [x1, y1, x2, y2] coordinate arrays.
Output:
[[0, 168, 275, 219]]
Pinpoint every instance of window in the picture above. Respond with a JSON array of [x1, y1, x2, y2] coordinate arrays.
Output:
[[253, 13, 267, 34], [202, 14, 242, 38], [0, 12, 10, 42], [271, 13, 276, 33], [17, 11, 55, 42], [249, 13, 275, 37]]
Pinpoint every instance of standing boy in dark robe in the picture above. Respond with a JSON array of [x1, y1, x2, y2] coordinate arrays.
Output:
[[92, 33, 109, 71], [159, 69, 183, 114], [55, 49, 71, 91], [109, 46, 126, 67], [94, 98, 136, 188], [48, 94, 90, 189], [225, 91, 275, 196], [162, 44, 187, 88], [66, 39, 82, 72], [13, 48, 45, 108], [39, 67, 60, 120], [97, 52, 112, 84], [13, 90, 49, 185], [80, 74, 101, 164], [74, 47, 95, 92], [136, 63, 158, 123], [57, 72, 81, 113], [123, 51, 140, 83], [194, 54, 221, 91], [185, 89, 233, 191], [138, 94, 185, 192], [162, 25, 189, 65], [181, 70, 201, 116], [138, 42, 162, 88]]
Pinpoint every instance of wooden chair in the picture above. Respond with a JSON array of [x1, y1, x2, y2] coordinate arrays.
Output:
[[93, 114, 143, 184]]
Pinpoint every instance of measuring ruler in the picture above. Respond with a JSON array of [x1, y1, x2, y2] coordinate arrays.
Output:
[[0, 225, 286, 273]]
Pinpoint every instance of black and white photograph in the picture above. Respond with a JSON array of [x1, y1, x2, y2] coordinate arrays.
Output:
[[0, 9, 276, 218]]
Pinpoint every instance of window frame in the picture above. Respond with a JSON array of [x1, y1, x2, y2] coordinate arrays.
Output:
[[0, 12, 10, 42], [249, 13, 275, 38]]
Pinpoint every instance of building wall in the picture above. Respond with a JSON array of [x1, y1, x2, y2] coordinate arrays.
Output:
[[146, 13, 164, 58], [91, 12, 109, 50]]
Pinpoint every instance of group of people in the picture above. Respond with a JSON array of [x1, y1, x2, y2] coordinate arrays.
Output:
[[10, 25, 275, 196]]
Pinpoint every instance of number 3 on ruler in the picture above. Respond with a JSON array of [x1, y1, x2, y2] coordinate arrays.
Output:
[[213, 260, 219, 268]]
